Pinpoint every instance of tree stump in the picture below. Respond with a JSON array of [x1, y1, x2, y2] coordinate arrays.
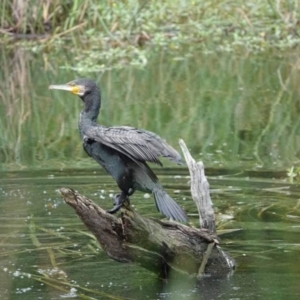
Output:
[[58, 140, 235, 278]]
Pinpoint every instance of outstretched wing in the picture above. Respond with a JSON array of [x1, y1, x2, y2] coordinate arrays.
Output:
[[84, 126, 183, 166]]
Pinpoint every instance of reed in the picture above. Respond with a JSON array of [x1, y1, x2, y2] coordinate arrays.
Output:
[[0, 46, 299, 170], [1, 0, 299, 51]]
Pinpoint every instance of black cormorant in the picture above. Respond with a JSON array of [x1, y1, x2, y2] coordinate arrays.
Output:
[[49, 78, 188, 222]]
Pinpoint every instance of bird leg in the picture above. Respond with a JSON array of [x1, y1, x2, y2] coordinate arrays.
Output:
[[107, 192, 130, 214]]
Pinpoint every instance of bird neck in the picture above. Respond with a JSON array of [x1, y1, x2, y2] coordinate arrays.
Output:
[[78, 88, 101, 137]]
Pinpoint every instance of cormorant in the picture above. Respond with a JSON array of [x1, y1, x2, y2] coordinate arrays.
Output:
[[49, 78, 188, 222]]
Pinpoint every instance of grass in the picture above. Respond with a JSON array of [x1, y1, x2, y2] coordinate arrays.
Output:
[[0, 0, 300, 52], [1, 0, 299, 86]]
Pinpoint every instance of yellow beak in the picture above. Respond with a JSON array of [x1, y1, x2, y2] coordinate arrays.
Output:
[[49, 84, 80, 95]]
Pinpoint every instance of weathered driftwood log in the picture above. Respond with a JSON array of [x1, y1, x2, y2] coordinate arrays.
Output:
[[178, 140, 216, 233], [59, 140, 235, 278]]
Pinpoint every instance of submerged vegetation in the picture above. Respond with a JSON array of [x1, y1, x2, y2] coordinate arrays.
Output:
[[1, 172, 299, 298]]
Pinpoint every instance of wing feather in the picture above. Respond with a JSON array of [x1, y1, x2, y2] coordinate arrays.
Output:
[[84, 125, 183, 166]]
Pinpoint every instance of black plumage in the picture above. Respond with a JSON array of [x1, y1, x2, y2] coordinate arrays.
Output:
[[49, 78, 188, 222]]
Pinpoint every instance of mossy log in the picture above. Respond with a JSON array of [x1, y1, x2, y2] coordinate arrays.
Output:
[[58, 140, 235, 278]]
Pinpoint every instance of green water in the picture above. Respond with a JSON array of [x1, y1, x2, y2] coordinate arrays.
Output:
[[1, 169, 300, 299], [0, 45, 300, 299]]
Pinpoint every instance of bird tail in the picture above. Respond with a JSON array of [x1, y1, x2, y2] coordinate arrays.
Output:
[[152, 189, 188, 222]]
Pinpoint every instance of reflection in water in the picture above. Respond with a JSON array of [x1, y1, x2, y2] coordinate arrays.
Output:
[[1, 47, 300, 169], [0, 169, 300, 299]]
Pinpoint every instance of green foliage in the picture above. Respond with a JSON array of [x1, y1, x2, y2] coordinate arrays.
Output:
[[1, 0, 300, 51]]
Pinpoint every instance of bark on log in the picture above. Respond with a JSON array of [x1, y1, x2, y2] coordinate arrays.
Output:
[[58, 140, 235, 278]]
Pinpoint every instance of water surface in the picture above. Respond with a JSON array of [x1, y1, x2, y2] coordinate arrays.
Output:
[[1, 168, 300, 299], [0, 46, 300, 299]]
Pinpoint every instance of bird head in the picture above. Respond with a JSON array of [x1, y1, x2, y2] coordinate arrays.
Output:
[[49, 78, 98, 97]]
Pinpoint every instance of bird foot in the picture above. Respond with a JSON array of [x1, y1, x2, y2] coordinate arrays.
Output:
[[107, 193, 130, 214]]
